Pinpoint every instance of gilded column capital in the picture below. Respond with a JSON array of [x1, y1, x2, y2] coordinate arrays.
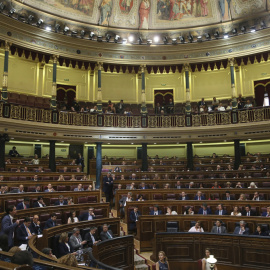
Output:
[[97, 62, 103, 70], [229, 58, 235, 66], [140, 64, 146, 73], [4, 41, 11, 51], [184, 63, 190, 71], [53, 55, 59, 63]]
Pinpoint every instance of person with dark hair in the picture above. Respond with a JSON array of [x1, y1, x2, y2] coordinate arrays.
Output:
[[16, 217, 33, 245], [54, 195, 68, 206], [16, 197, 30, 210], [202, 248, 217, 270], [41, 248, 57, 259], [198, 203, 212, 215], [29, 215, 42, 235], [103, 172, 114, 204], [242, 205, 256, 216], [211, 219, 227, 234], [76, 153, 84, 172], [44, 213, 57, 229], [58, 232, 76, 258], [129, 206, 141, 233], [11, 250, 33, 266], [253, 225, 267, 236], [33, 196, 46, 208], [0, 205, 19, 248], [100, 224, 114, 241], [150, 205, 162, 215], [215, 204, 227, 215], [79, 207, 95, 221], [9, 146, 20, 157], [67, 211, 79, 224], [84, 227, 100, 248], [0, 234, 9, 251], [156, 250, 170, 270]]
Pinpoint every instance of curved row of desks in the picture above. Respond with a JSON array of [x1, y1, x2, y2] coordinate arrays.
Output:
[[151, 232, 270, 270]]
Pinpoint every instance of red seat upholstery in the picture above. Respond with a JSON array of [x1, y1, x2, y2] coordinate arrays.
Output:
[[78, 197, 88, 204], [5, 200, 17, 209], [49, 198, 58, 205], [94, 209, 103, 219], [198, 259, 202, 270], [166, 194, 176, 200], [153, 194, 163, 200], [87, 196, 97, 203], [57, 186, 66, 191]]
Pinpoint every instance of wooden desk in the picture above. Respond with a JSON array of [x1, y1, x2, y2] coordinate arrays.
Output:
[[93, 236, 134, 270], [152, 232, 270, 270], [137, 215, 270, 251]]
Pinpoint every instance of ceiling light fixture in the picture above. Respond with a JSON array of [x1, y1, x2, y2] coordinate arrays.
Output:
[[224, 33, 229, 39], [45, 25, 52, 31], [214, 31, 219, 39], [172, 38, 178, 45], [63, 26, 70, 34], [241, 26, 246, 33], [106, 34, 111, 42], [27, 15, 34, 24], [37, 19, 43, 27], [153, 36, 160, 43], [163, 36, 168, 44], [128, 35, 134, 43], [179, 36, 185, 43], [232, 28, 238, 35], [55, 24, 60, 33], [89, 32, 95, 40], [80, 30, 85, 38], [205, 33, 211, 40]]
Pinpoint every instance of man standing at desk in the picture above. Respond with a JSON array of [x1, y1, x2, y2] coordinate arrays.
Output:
[[103, 172, 113, 205]]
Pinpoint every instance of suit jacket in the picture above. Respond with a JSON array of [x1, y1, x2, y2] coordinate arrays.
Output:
[[79, 212, 96, 221], [69, 234, 84, 251], [198, 208, 212, 215], [74, 188, 84, 192], [194, 195, 206, 200], [242, 209, 256, 216], [102, 176, 113, 193], [150, 210, 162, 215], [29, 221, 42, 235], [215, 209, 228, 215], [129, 210, 141, 231], [179, 195, 190, 200], [54, 200, 68, 206], [44, 218, 56, 229], [211, 226, 227, 234], [233, 226, 250, 235], [0, 215, 18, 248], [139, 186, 148, 190], [33, 202, 46, 208], [84, 232, 97, 248], [16, 202, 30, 210], [58, 242, 74, 257], [119, 196, 133, 207], [252, 195, 264, 201], [262, 212, 270, 217], [100, 230, 114, 241], [222, 195, 233, 200], [16, 224, 31, 245]]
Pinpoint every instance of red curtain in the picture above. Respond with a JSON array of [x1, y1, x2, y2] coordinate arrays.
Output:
[[254, 79, 270, 107], [154, 90, 173, 106]]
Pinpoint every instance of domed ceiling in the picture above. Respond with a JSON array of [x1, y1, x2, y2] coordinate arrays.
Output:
[[8, 0, 270, 40]]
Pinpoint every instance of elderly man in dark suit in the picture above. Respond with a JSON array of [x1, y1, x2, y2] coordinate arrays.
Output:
[[233, 220, 250, 235], [129, 206, 141, 233], [0, 205, 20, 248], [16, 197, 30, 210], [198, 203, 212, 215], [211, 219, 227, 234], [84, 227, 100, 248], [54, 195, 68, 206], [69, 228, 88, 251], [16, 217, 33, 245], [103, 172, 114, 204], [100, 224, 114, 241], [29, 215, 42, 235], [79, 207, 96, 221]]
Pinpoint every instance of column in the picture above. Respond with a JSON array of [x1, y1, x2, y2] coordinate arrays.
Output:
[[229, 58, 237, 109], [234, 139, 241, 170], [141, 143, 148, 172], [186, 142, 193, 171], [49, 140, 56, 172], [1, 41, 11, 103], [140, 65, 147, 114], [97, 62, 103, 113], [0, 134, 7, 170], [50, 55, 58, 110], [95, 142, 102, 189], [185, 64, 191, 114]]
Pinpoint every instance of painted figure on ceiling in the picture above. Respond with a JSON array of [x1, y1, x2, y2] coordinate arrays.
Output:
[[200, 0, 208, 16], [218, 0, 231, 20], [99, 0, 113, 25], [120, 0, 133, 13], [139, 0, 151, 29]]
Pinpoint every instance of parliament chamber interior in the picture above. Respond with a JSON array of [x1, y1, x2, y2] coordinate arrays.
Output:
[[1, 0, 270, 270]]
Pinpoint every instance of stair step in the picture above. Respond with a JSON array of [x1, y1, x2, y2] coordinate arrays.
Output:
[[134, 254, 145, 265], [135, 264, 148, 270]]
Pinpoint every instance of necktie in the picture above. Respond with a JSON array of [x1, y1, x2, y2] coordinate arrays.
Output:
[[218, 227, 220, 234], [26, 227, 31, 236], [107, 232, 112, 239], [76, 237, 81, 245], [227, 197, 230, 200], [248, 212, 250, 216]]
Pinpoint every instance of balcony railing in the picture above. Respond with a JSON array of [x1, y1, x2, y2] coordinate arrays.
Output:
[[1, 102, 270, 128]]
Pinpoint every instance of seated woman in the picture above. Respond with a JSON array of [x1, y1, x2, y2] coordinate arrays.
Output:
[[67, 211, 79, 224], [67, 197, 74, 205], [31, 154, 40, 165], [184, 206, 194, 215], [86, 184, 93, 191], [58, 253, 78, 267], [166, 206, 177, 215], [137, 194, 145, 202], [120, 174, 125, 180], [156, 251, 170, 270], [248, 182, 258, 189], [202, 248, 217, 270], [238, 194, 247, 201], [58, 174, 65, 181], [81, 175, 89, 181], [58, 232, 76, 258], [231, 206, 242, 216], [69, 174, 76, 181], [253, 225, 267, 236]]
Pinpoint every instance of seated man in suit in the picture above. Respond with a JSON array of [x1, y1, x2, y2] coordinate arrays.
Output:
[[16, 197, 30, 210], [150, 205, 162, 215], [0, 184, 7, 194], [233, 220, 250, 235], [186, 182, 195, 189], [44, 183, 55, 192], [16, 217, 33, 245], [198, 203, 212, 215], [54, 195, 68, 206], [33, 196, 46, 208], [84, 226, 100, 248], [9, 146, 20, 157], [69, 228, 90, 252], [119, 192, 133, 219], [44, 213, 57, 229], [252, 191, 264, 201], [242, 204, 256, 216], [129, 206, 141, 233], [262, 206, 270, 217], [139, 182, 148, 190], [175, 180, 182, 189], [79, 207, 96, 221], [0, 205, 20, 248], [100, 224, 114, 241], [74, 183, 84, 192], [215, 204, 227, 215], [29, 215, 42, 235], [211, 219, 227, 234], [34, 185, 41, 193], [194, 191, 206, 201], [179, 191, 189, 200], [223, 191, 233, 200]]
